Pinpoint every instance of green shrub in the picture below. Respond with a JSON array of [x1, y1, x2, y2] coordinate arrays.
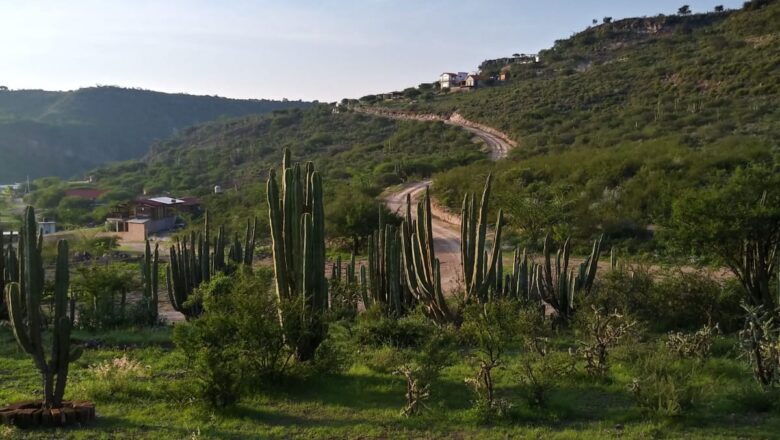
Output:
[[516, 339, 575, 406], [629, 353, 700, 417], [355, 307, 433, 349], [173, 270, 290, 407]]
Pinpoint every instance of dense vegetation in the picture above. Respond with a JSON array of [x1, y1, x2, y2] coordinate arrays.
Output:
[[0, 86, 310, 181], [23, 105, 484, 238], [369, 1, 780, 252]]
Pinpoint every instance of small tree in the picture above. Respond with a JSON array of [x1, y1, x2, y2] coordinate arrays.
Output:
[[461, 301, 523, 419], [714, 5, 725, 12], [667, 165, 780, 309], [678, 5, 692, 15], [603, 16, 613, 24]]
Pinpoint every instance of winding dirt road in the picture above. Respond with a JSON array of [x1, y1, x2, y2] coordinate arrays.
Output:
[[369, 108, 516, 292]]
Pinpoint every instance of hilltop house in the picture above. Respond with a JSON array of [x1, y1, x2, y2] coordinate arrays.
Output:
[[106, 196, 201, 241], [439, 72, 468, 89]]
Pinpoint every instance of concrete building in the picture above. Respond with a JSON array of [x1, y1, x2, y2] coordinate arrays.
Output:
[[107, 196, 200, 241]]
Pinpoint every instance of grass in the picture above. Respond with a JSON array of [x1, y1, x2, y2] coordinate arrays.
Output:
[[2, 325, 780, 439]]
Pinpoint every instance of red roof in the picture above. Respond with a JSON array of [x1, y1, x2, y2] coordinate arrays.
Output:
[[64, 188, 105, 199]]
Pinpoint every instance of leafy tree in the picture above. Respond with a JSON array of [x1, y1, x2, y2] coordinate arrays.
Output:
[[603, 16, 613, 23], [326, 191, 393, 252], [714, 5, 725, 12], [678, 5, 692, 14], [667, 165, 780, 308]]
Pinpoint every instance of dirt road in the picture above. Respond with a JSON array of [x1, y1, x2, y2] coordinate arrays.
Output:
[[369, 107, 516, 293]]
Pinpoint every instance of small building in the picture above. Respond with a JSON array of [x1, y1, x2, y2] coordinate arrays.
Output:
[[106, 196, 201, 241], [439, 72, 469, 89], [499, 67, 511, 81], [465, 74, 480, 88], [38, 220, 56, 235]]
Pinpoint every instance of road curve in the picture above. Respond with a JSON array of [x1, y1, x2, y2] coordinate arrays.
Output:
[[366, 107, 516, 293]]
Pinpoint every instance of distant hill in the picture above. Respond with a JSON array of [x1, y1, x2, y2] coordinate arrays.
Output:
[[0, 86, 311, 181]]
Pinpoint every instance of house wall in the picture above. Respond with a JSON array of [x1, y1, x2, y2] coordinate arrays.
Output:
[[125, 222, 148, 242], [147, 217, 177, 234]]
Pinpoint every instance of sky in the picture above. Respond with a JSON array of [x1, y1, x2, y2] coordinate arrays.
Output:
[[0, 0, 746, 102]]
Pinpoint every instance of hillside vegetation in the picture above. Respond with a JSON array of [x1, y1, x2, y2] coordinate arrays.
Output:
[[369, 1, 780, 251], [0, 86, 310, 181], [26, 105, 485, 234]]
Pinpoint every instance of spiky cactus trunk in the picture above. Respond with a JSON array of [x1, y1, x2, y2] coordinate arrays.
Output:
[[460, 175, 504, 304], [5, 206, 82, 409], [142, 240, 159, 326], [367, 211, 414, 316], [267, 148, 328, 361], [400, 187, 454, 325]]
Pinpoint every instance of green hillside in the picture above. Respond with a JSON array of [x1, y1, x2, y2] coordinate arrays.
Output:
[[27, 105, 485, 232], [0, 86, 310, 181], [364, 1, 779, 249]]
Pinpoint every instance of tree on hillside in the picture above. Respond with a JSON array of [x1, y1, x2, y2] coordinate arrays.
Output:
[[592, 19, 598, 25], [667, 165, 780, 309], [714, 5, 725, 12], [327, 191, 395, 253], [678, 5, 692, 15], [603, 16, 613, 24]]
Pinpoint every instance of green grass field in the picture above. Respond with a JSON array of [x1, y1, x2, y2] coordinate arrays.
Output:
[[3, 324, 779, 439]]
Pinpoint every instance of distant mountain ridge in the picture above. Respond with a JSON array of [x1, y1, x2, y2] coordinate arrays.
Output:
[[0, 86, 311, 181]]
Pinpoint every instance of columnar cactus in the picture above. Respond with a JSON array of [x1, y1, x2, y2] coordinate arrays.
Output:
[[536, 234, 603, 322], [367, 212, 414, 316], [267, 148, 328, 361], [5, 206, 81, 409], [499, 247, 534, 301], [461, 175, 504, 304], [400, 187, 454, 325], [142, 240, 159, 326], [243, 217, 257, 266]]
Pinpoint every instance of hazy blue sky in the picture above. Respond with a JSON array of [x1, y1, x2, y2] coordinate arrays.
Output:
[[1, 0, 745, 102]]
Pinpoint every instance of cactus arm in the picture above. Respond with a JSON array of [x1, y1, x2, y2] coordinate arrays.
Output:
[[5, 283, 33, 353]]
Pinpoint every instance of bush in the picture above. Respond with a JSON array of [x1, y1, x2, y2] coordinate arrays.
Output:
[[629, 352, 700, 416], [73, 263, 141, 330], [575, 306, 638, 377], [461, 300, 528, 421], [173, 270, 291, 407], [665, 323, 720, 360], [517, 338, 575, 406], [355, 307, 434, 349], [82, 355, 152, 401]]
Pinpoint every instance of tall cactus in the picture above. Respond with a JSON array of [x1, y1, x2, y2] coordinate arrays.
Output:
[[243, 217, 257, 266], [366, 211, 414, 316], [499, 247, 534, 301], [461, 175, 504, 304], [267, 148, 328, 361], [400, 187, 454, 325], [142, 240, 159, 326], [5, 206, 81, 409]]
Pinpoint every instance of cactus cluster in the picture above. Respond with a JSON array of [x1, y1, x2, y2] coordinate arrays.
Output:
[[142, 240, 159, 325], [534, 234, 603, 322], [167, 212, 228, 319], [331, 253, 358, 285], [227, 218, 256, 266], [461, 175, 504, 304], [400, 187, 454, 325], [5, 207, 81, 409], [267, 148, 328, 361], [366, 212, 415, 316]]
